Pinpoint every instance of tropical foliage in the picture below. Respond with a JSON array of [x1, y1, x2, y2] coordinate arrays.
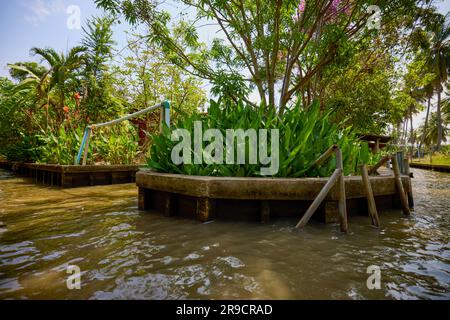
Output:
[[0, 15, 206, 165], [147, 99, 374, 177], [1, 1, 449, 176]]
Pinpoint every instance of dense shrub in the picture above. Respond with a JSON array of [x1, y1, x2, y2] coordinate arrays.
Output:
[[147, 100, 375, 177]]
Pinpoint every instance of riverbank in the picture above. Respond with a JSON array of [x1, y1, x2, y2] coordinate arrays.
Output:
[[410, 162, 450, 173], [412, 154, 450, 166]]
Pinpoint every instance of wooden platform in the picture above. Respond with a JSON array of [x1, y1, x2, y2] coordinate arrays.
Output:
[[0, 161, 141, 188], [136, 170, 413, 223], [410, 162, 450, 173]]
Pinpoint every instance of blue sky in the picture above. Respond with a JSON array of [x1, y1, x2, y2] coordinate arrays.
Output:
[[1, 0, 448, 78], [0, 1, 93, 76], [0, 0, 220, 77]]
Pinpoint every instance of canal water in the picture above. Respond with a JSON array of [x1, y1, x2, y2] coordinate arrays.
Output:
[[0, 168, 449, 299]]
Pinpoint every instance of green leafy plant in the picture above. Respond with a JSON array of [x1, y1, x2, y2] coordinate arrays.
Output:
[[1, 133, 43, 162], [93, 123, 139, 165], [36, 126, 87, 165], [147, 99, 373, 178]]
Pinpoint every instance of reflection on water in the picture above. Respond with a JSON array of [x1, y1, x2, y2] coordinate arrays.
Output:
[[0, 168, 449, 300]]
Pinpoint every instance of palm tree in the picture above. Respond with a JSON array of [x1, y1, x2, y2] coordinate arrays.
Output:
[[418, 82, 434, 157], [426, 13, 450, 150], [442, 81, 450, 126], [29, 46, 86, 123], [418, 112, 449, 148]]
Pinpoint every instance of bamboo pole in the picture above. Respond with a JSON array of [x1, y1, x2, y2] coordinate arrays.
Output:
[[335, 148, 348, 233], [312, 144, 338, 168], [360, 164, 380, 227], [391, 156, 411, 216], [368, 155, 391, 175], [295, 168, 341, 228], [403, 158, 414, 208]]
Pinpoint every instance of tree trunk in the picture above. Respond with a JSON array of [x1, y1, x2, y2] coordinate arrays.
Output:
[[436, 86, 443, 151], [268, 78, 275, 110], [419, 96, 431, 158], [410, 106, 414, 159], [59, 89, 65, 124]]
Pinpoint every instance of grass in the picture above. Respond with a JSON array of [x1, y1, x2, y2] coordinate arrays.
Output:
[[412, 153, 450, 166]]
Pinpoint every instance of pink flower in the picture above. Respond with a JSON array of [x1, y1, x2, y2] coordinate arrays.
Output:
[[293, 0, 306, 22], [298, 0, 305, 12], [331, 0, 341, 11]]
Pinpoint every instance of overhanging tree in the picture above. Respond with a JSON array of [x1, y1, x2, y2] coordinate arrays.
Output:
[[95, 0, 423, 113]]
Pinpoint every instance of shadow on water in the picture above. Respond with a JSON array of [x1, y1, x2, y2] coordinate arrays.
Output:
[[0, 168, 449, 300]]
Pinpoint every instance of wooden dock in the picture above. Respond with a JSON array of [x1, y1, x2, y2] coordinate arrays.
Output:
[[0, 161, 141, 188]]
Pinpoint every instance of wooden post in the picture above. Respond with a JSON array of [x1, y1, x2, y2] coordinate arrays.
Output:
[[312, 144, 338, 167], [260, 201, 270, 223], [335, 148, 348, 233], [196, 197, 215, 222], [162, 193, 175, 217], [138, 188, 148, 210], [295, 168, 341, 228], [360, 164, 380, 227], [403, 158, 414, 208], [375, 138, 380, 154], [368, 155, 391, 175], [391, 156, 411, 216], [323, 201, 340, 223], [82, 128, 92, 166]]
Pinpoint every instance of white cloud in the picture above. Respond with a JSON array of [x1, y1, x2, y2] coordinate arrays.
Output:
[[23, 0, 67, 26]]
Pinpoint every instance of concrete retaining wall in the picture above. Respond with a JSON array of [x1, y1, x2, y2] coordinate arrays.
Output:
[[136, 170, 412, 223]]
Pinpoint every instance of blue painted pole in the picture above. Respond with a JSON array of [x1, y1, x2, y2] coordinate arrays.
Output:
[[75, 127, 89, 165]]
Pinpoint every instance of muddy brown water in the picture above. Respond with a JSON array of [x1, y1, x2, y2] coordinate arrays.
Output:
[[0, 168, 449, 300]]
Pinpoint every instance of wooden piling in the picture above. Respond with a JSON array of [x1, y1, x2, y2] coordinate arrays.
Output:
[[295, 168, 341, 228], [391, 156, 411, 216], [368, 156, 390, 175], [162, 192, 176, 217], [335, 148, 348, 233], [260, 201, 270, 223], [196, 197, 215, 222], [403, 158, 414, 208], [138, 187, 148, 210], [312, 144, 338, 167], [360, 164, 380, 227]]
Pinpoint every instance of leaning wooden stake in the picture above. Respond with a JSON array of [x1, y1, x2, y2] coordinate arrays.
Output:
[[335, 148, 348, 233], [360, 164, 380, 227], [312, 144, 338, 168], [295, 168, 341, 228], [391, 156, 411, 216], [368, 155, 390, 176]]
